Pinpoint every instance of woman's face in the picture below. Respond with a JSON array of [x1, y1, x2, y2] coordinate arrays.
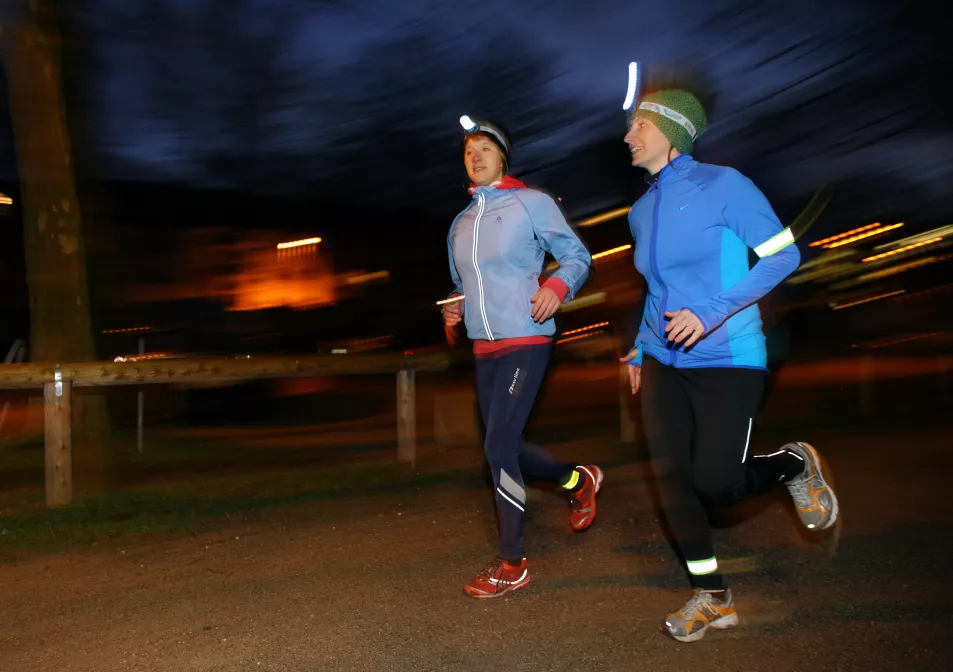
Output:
[[464, 135, 506, 187], [624, 115, 675, 174]]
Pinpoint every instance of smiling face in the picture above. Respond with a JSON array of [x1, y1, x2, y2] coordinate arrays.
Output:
[[624, 115, 679, 175], [464, 134, 507, 187]]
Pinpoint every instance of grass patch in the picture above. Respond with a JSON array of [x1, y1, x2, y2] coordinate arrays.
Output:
[[0, 423, 483, 555], [0, 458, 474, 554]]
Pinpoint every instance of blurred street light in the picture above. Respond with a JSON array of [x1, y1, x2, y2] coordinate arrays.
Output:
[[822, 223, 904, 249], [277, 237, 321, 249], [591, 244, 632, 261], [576, 206, 630, 228], [861, 237, 943, 263]]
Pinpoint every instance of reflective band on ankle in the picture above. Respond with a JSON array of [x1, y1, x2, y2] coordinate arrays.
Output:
[[687, 556, 719, 575], [561, 469, 580, 490], [754, 227, 795, 258]]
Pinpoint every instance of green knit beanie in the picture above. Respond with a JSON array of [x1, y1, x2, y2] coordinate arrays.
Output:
[[634, 90, 708, 155]]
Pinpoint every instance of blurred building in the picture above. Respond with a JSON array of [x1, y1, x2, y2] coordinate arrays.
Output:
[[110, 227, 337, 311]]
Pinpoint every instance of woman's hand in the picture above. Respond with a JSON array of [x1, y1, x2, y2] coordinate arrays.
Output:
[[442, 296, 463, 346], [664, 309, 705, 347], [530, 286, 561, 323], [442, 298, 463, 326], [620, 347, 642, 395]]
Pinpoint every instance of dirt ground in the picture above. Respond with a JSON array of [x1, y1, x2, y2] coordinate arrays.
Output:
[[2, 410, 951, 671]]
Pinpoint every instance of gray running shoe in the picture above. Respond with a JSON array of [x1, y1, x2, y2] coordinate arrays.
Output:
[[664, 588, 738, 643], [784, 442, 839, 531]]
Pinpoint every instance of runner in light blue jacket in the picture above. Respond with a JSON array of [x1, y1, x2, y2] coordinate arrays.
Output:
[[441, 117, 603, 600]]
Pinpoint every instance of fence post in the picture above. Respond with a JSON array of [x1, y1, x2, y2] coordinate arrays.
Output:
[[44, 366, 73, 507], [620, 363, 636, 442], [397, 358, 416, 466]]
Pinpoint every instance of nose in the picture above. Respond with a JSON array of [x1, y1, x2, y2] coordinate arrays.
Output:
[[624, 126, 636, 146]]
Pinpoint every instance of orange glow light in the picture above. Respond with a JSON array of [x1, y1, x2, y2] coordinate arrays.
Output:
[[592, 244, 632, 260], [823, 223, 905, 249], [809, 223, 883, 247], [861, 237, 943, 263], [277, 237, 322, 249], [102, 326, 151, 334], [576, 206, 631, 228], [561, 322, 609, 337], [556, 330, 605, 345]]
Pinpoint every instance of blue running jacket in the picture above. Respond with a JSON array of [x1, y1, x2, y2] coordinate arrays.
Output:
[[628, 155, 800, 370]]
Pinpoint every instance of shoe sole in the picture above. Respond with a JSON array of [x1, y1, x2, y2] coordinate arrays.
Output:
[[571, 465, 603, 532], [463, 578, 531, 599], [666, 612, 739, 643], [796, 442, 840, 530]]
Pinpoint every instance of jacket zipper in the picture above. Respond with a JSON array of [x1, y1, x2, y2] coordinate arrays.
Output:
[[648, 181, 675, 365], [472, 193, 494, 340]]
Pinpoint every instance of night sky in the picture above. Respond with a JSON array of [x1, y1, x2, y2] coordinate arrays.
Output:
[[3, 1, 952, 236]]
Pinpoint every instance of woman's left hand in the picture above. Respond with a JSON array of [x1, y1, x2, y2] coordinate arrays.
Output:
[[530, 287, 561, 323], [664, 309, 705, 347]]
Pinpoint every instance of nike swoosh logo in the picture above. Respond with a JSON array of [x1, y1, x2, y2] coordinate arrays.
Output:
[[679, 204, 689, 210]]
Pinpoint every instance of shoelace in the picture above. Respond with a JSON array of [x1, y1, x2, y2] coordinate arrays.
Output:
[[679, 591, 724, 621], [476, 559, 506, 580]]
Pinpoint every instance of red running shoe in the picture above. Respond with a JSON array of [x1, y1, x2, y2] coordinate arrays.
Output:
[[463, 558, 530, 599], [570, 465, 604, 531]]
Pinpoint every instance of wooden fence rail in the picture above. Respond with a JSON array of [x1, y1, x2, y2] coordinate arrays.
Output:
[[0, 351, 449, 389], [0, 351, 451, 507]]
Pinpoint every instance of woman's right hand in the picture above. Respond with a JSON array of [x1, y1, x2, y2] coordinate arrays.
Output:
[[442, 297, 463, 346], [620, 347, 641, 395], [441, 299, 463, 327]]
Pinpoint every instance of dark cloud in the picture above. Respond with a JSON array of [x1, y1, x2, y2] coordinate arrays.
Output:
[[43, 1, 953, 227]]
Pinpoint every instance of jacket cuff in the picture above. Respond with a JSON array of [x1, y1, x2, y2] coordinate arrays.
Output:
[[629, 340, 643, 367], [542, 277, 570, 302], [686, 304, 718, 335]]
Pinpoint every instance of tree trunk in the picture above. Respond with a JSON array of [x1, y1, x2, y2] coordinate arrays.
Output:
[[1, 0, 109, 492]]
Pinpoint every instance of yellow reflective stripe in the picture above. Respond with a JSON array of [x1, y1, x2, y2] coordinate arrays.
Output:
[[686, 556, 719, 575], [754, 227, 795, 258], [561, 470, 580, 490]]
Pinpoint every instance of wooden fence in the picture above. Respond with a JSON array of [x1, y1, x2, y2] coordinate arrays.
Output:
[[0, 352, 451, 507]]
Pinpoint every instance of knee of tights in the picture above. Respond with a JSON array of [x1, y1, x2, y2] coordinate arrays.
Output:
[[484, 430, 518, 454], [694, 478, 743, 507]]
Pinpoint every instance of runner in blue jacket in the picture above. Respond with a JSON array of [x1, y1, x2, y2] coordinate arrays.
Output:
[[442, 117, 603, 599], [619, 89, 840, 641]]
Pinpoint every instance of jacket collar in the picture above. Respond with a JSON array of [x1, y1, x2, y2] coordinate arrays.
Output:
[[468, 175, 528, 196], [645, 154, 695, 189]]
